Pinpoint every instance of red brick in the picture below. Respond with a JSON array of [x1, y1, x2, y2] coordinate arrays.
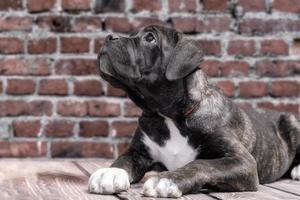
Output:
[[39, 79, 68, 95], [291, 39, 300, 55], [257, 102, 299, 115], [202, 0, 228, 12], [62, 0, 91, 11], [112, 121, 137, 137], [124, 101, 142, 117], [239, 81, 268, 98], [94, 38, 105, 53], [0, 38, 23, 54], [0, 58, 50, 76], [270, 81, 299, 97], [260, 40, 288, 56], [28, 38, 56, 54], [95, 0, 125, 13], [273, 0, 300, 13], [74, 80, 102, 96], [36, 16, 72, 32], [172, 17, 203, 33], [117, 142, 130, 156], [0, 81, 2, 93], [27, 101, 53, 116], [51, 141, 113, 158], [216, 80, 235, 97], [61, 37, 90, 53], [204, 16, 231, 33], [27, 0, 56, 12], [228, 40, 256, 56], [107, 84, 126, 97], [221, 61, 249, 77], [45, 120, 75, 137], [7, 79, 36, 95], [201, 60, 221, 77], [57, 101, 87, 117], [55, 59, 98, 75], [238, 0, 266, 12], [132, 18, 165, 32], [132, 0, 161, 12], [13, 120, 41, 137], [79, 120, 109, 137], [255, 60, 294, 77], [0, 16, 32, 32], [0, 141, 47, 157], [169, 0, 197, 12], [73, 17, 102, 32], [197, 40, 221, 56], [105, 17, 133, 33], [0, 0, 22, 10], [87, 101, 121, 117]]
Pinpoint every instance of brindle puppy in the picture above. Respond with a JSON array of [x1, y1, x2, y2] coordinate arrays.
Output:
[[88, 25, 300, 198]]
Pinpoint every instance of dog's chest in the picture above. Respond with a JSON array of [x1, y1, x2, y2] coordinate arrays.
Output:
[[142, 115, 198, 171]]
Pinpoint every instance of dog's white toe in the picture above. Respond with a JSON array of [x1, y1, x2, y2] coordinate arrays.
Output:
[[291, 165, 300, 181], [143, 176, 182, 198], [88, 168, 130, 194]]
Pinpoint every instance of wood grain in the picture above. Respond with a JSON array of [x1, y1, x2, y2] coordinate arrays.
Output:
[[266, 179, 300, 196]]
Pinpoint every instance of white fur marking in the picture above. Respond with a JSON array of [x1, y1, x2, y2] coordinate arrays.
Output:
[[142, 114, 198, 171], [143, 176, 182, 198], [291, 165, 300, 181], [88, 168, 130, 194]]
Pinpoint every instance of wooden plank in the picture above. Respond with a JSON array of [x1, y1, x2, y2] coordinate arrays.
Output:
[[0, 160, 118, 200], [208, 185, 300, 200], [266, 179, 300, 196], [77, 160, 215, 200]]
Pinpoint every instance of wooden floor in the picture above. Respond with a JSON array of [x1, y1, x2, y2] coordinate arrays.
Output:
[[0, 159, 299, 200]]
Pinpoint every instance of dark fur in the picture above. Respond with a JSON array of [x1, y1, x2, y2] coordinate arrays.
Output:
[[98, 25, 300, 195]]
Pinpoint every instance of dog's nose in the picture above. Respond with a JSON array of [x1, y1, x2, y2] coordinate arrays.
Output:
[[106, 34, 120, 42]]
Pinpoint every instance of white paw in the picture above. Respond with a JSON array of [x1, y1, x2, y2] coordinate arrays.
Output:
[[143, 176, 182, 198], [88, 168, 130, 194], [291, 165, 300, 181]]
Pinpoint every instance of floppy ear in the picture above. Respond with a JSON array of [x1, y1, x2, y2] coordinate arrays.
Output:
[[165, 38, 203, 81]]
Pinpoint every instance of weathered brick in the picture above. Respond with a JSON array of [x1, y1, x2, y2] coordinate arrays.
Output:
[[172, 17, 202, 33], [39, 79, 68, 95], [105, 17, 133, 33], [74, 80, 102, 96], [201, 60, 221, 77], [27, 0, 56, 12], [132, 18, 165, 32], [291, 39, 300, 55], [61, 37, 90, 53], [51, 141, 113, 158], [95, 0, 125, 13], [202, 0, 228, 12], [204, 16, 231, 33], [260, 40, 288, 56], [28, 38, 56, 54], [27, 101, 53, 116], [0, 101, 51, 116], [124, 101, 142, 117], [13, 120, 41, 137], [239, 81, 268, 98], [62, 0, 91, 11], [197, 40, 221, 56], [117, 142, 130, 156], [79, 120, 109, 137], [0, 81, 2, 93], [0, 38, 23, 54], [257, 102, 299, 115], [73, 17, 102, 32], [221, 61, 249, 77], [36, 16, 72, 32], [7, 79, 36, 95], [270, 81, 299, 97], [228, 40, 256, 56], [0, 141, 47, 157], [55, 59, 98, 75], [255, 60, 294, 77], [107, 84, 126, 97], [238, 0, 266, 12], [273, 0, 300, 13], [216, 80, 235, 97], [0, 0, 22, 10], [45, 120, 75, 137], [169, 0, 197, 12], [57, 101, 87, 116], [132, 0, 161, 12], [94, 38, 105, 53], [112, 121, 137, 137], [0, 16, 32, 32], [87, 101, 121, 117]]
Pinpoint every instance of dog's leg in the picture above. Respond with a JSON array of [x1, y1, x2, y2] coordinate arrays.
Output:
[[88, 128, 153, 194], [143, 138, 259, 198]]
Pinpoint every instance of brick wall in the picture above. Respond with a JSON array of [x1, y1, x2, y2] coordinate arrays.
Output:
[[0, 0, 299, 158]]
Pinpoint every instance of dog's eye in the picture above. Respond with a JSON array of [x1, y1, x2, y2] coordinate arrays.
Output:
[[144, 33, 156, 44]]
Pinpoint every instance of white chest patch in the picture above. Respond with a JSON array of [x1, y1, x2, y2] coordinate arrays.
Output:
[[142, 115, 198, 171]]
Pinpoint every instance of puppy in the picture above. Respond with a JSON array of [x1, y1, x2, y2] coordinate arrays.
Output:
[[88, 25, 300, 198]]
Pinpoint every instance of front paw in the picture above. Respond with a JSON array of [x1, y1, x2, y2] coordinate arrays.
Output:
[[88, 168, 130, 194], [291, 165, 300, 181], [143, 176, 182, 198]]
